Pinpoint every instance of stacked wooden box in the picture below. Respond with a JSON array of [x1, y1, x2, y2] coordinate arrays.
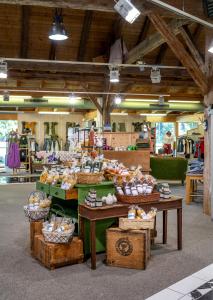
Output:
[[106, 227, 151, 270], [30, 221, 84, 270]]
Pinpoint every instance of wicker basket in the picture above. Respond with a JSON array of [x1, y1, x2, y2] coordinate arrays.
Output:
[[119, 217, 155, 230], [116, 191, 160, 204], [77, 172, 103, 184], [42, 224, 75, 244], [24, 206, 50, 221]]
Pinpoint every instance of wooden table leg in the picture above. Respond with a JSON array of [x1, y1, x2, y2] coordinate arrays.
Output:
[[90, 220, 96, 270], [163, 210, 168, 244], [185, 176, 191, 205], [177, 208, 182, 250], [79, 216, 85, 241]]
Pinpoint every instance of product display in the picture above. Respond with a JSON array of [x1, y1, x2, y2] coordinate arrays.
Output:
[[84, 190, 117, 207], [42, 214, 75, 244], [158, 183, 171, 199], [24, 191, 51, 221]]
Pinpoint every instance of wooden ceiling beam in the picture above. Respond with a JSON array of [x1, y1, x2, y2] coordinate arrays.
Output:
[[77, 11, 93, 61], [136, 16, 151, 46], [49, 41, 57, 60], [80, 83, 103, 113], [155, 43, 168, 64], [126, 18, 189, 64], [179, 26, 206, 73], [20, 6, 30, 58], [147, 13, 208, 95], [0, 0, 209, 21]]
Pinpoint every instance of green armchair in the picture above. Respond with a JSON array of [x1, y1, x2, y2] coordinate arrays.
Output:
[[150, 157, 188, 184]]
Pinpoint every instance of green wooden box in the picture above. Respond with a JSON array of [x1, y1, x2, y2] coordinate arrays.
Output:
[[36, 181, 50, 194], [50, 185, 78, 200]]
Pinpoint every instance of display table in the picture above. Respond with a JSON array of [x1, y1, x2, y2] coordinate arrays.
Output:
[[103, 150, 150, 172], [185, 174, 203, 205], [79, 196, 183, 269]]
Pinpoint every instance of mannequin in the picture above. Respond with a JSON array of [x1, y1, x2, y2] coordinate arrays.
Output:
[[163, 131, 174, 155]]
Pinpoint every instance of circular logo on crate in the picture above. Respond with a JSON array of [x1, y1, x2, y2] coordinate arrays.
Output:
[[115, 238, 133, 256]]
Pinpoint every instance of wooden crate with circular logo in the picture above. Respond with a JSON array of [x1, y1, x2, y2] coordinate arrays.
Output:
[[106, 227, 150, 270]]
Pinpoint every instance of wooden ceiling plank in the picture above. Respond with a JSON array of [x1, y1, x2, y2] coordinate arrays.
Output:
[[20, 6, 30, 58], [147, 13, 208, 95], [126, 18, 190, 64], [180, 26, 206, 73], [77, 10, 93, 61]]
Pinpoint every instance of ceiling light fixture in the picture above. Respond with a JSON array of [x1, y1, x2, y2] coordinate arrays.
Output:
[[0, 60, 7, 79], [114, 0, 141, 24], [140, 113, 167, 116], [125, 99, 159, 102], [114, 94, 122, 105], [3, 90, 9, 101], [109, 66, 120, 83], [110, 112, 128, 116], [151, 68, 161, 83], [137, 60, 146, 72], [168, 100, 201, 104], [38, 111, 70, 115], [49, 9, 68, 41], [69, 93, 77, 104], [158, 95, 165, 105]]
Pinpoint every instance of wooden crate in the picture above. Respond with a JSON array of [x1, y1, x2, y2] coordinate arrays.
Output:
[[119, 218, 155, 230], [30, 221, 43, 252], [33, 235, 84, 270], [106, 228, 150, 270]]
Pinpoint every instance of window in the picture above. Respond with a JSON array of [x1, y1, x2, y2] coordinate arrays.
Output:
[[178, 122, 198, 136], [155, 122, 175, 152]]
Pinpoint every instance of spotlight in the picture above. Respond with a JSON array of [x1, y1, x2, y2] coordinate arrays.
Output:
[[114, 0, 141, 24], [69, 93, 76, 104], [49, 9, 68, 41], [158, 95, 165, 105], [150, 68, 161, 84], [3, 91, 9, 101], [110, 67, 120, 83], [208, 41, 213, 53], [137, 60, 146, 72], [0, 61, 7, 79], [114, 94, 122, 105]]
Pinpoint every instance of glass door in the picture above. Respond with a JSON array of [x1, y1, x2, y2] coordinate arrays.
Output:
[[0, 120, 18, 167]]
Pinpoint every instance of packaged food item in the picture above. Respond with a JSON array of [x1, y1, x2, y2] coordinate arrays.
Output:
[[136, 207, 147, 219], [124, 183, 131, 195], [131, 184, 138, 196], [147, 207, 157, 219], [128, 205, 136, 220], [116, 186, 124, 195]]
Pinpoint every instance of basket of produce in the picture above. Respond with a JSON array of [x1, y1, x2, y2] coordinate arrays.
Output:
[[24, 191, 51, 221], [116, 192, 160, 204], [119, 207, 157, 230], [77, 172, 103, 184], [42, 214, 75, 244]]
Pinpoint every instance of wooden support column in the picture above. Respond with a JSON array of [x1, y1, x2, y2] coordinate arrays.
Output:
[[203, 30, 213, 216]]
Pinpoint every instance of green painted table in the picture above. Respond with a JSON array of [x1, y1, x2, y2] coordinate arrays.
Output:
[[36, 181, 115, 254]]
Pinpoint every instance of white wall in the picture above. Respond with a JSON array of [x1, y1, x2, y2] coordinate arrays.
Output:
[[17, 113, 84, 146]]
